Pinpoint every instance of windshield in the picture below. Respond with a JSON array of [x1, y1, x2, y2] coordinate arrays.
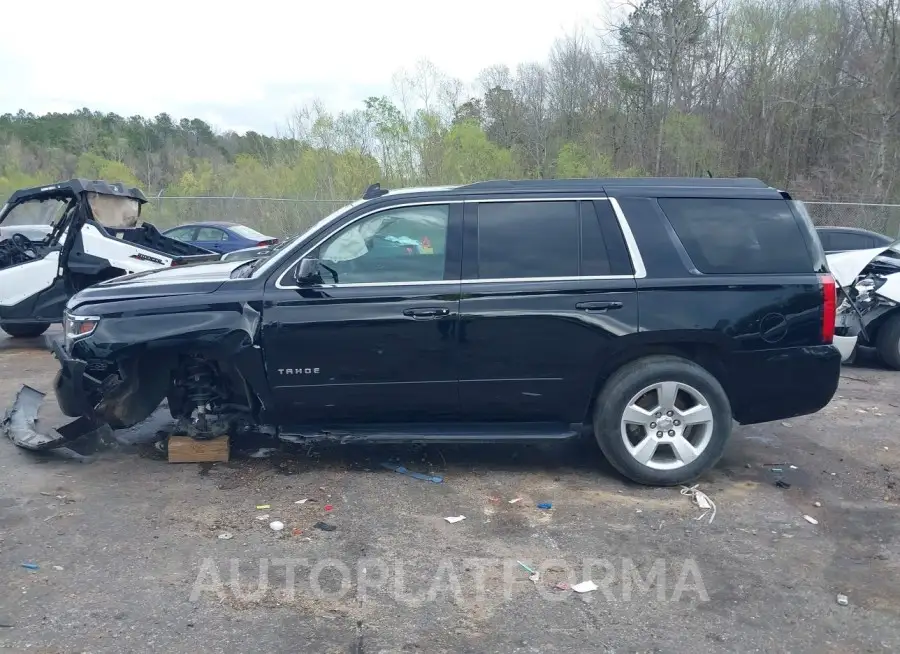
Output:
[[230, 224, 270, 240], [0, 198, 68, 226]]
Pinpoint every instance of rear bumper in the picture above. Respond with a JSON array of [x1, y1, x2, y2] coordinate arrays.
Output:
[[51, 339, 95, 418], [730, 344, 841, 425]]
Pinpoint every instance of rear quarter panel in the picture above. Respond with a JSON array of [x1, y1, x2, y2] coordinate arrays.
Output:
[[615, 194, 840, 424]]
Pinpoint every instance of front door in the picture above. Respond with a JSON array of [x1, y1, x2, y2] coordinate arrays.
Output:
[[262, 201, 463, 425], [457, 197, 640, 424]]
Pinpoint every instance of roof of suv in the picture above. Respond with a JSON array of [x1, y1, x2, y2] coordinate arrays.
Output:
[[379, 177, 780, 200]]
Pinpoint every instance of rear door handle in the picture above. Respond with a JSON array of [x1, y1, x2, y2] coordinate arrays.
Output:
[[575, 301, 623, 312], [403, 307, 450, 319]]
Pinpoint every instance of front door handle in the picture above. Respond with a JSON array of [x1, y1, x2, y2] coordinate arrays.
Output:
[[403, 307, 450, 319], [575, 301, 623, 312]]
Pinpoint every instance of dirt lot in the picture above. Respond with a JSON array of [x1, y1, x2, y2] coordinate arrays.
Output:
[[1, 332, 899, 653]]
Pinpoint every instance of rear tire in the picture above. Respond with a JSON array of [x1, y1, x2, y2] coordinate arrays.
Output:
[[1, 322, 50, 338], [592, 355, 732, 486], [875, 312, 900, 370]]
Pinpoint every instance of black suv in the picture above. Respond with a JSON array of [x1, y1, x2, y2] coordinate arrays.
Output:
[[52, 178, 840, 485]]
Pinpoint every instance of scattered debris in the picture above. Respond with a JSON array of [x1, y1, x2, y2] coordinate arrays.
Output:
[[781, 421, 792, 427], [529, 572, 541, 583], [680, 485, 716, 524], [803, 515, 819, 525], [856, 409, 868, 414], [444, 516, 466, 524], [517, 561, 536, 575], [487, 496, 501, 504], [885, 446, 890, 451], [217, 532, 234, 540], [294, 499, 309, 504], [775, 480, 792, 489], [508, 498, 523, 504], [770, 468, 783, 473], [814, 501, 822, 508], [313, 521, 336, 532], [536, 502, 552, 510], [554, 582, 569, 591], [324, 505, 334, 512], [21, 563, 39, 570], [52, 566, 63, 571], [291, 528, 303, 536], [790, 465, 798, 470], [256, 504, 270, 510], [745, 463, 752, 468], [3, 386, 99, 450], [836, 593, 849, 606], [636, 509, 643, 513], [380, 462, 443, 483], [255, 514, 270, 521], [269, 521, 284, 531], [572, 580, 598, 593], [248, 447, 278, 459]]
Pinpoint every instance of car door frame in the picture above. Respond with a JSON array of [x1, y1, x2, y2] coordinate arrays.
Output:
[[455, 193, 644, 423], [194, 226, 230, 253], [260, 196, 465, 426]]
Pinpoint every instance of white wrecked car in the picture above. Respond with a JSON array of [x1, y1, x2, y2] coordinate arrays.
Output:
[[827, 240, 900, 367]]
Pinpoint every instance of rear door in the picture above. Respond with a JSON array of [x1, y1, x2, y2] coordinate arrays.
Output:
[[194, 226, 230, 253], [456, 197, 640, 423]]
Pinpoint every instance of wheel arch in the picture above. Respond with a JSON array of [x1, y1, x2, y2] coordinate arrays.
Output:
[[582, 334, 731, 424]]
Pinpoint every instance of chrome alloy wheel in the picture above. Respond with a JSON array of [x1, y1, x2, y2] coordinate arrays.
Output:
[[619, 381, 714, 471]]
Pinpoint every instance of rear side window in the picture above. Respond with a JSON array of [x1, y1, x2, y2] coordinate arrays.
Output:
[[658, 198, 813, 274], [476, 201, 579, 279], [830, 232, 875, 251]]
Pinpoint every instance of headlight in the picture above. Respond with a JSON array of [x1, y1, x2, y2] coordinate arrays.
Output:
[[64, 313, 100, 346]]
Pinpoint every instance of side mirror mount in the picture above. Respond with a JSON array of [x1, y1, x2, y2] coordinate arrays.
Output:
[[293, 258, 322, 286]]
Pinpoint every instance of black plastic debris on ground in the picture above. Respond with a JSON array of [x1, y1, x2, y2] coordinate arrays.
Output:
[[2, 384, 108, 459]]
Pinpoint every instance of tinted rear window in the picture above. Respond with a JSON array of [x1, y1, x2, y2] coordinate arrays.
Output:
[[658, 198, 813, 274], [476, 201, 579, 279]]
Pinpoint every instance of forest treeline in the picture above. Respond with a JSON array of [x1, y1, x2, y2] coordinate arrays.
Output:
[[1, 0, 898, 206]]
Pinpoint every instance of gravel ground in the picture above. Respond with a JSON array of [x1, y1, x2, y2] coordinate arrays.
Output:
[[0, 331, 898, 653]]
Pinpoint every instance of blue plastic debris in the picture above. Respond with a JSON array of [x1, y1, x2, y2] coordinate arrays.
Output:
[[21, 563, 39, 570], [537, 502, 552, 510], [380, 462, 443, 483]]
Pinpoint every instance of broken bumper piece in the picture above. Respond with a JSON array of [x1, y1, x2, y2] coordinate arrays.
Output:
[[2, 384, 101, 450]]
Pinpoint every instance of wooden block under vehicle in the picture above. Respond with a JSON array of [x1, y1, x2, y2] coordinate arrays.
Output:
[[167, 435, 230, 463]]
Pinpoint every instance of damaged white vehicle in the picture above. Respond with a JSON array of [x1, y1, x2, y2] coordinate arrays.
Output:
[[828, 240, 900, 367], [0, 179, 219, 338]]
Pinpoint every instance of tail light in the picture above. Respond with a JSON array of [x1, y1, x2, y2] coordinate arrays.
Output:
[[820, 273, 836, 343], [256, 239, 278, 247]]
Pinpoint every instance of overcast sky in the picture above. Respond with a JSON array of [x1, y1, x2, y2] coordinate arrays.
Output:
[[0, 0, 602, 135]]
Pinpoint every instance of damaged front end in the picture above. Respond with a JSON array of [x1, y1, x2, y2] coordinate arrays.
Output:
[[827, 240, 900, 362]]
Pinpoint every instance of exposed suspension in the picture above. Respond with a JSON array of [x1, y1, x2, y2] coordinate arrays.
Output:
[[184, 357, 219, 406]]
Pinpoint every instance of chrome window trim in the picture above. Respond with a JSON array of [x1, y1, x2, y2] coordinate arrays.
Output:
[[274, 196, 646, 290]]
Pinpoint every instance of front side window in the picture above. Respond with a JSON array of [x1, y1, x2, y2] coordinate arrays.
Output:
[[165, 226, 195, 241], [317, 204, 450, 284]]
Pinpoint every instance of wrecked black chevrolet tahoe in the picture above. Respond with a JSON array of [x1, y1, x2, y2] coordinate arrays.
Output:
[[52, 178, 841, 485]]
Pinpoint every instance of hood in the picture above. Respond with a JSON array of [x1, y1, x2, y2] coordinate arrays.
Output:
[[827, 240, 900, 287], [67, 260, 247, 311], [96, 260, 246, 288]]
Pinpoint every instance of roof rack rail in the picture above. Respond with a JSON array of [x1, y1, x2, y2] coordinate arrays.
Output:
[[362, 183, 390, 200]]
